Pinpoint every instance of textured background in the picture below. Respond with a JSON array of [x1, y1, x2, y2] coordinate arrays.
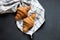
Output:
[[0, 0, 60, 40]]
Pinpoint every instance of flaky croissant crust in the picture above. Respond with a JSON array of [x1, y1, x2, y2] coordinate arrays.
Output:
[[15, 6, 31, 21]]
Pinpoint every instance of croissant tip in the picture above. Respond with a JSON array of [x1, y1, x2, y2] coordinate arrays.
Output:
[[15, 16, 18, 21], [30, 13, 36, 19], [23, 28, 28, 33], [24, 6, 31, 11]]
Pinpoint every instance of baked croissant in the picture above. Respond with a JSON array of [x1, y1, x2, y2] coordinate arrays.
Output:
[[15, 6, 31, 21], [23, 13, 36, 33]]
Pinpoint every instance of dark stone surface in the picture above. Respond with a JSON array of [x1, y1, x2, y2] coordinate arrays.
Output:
[[0, 0, 60, 40]]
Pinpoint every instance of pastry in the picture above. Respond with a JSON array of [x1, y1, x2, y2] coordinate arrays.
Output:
[[23, 13, 36, 33], [15, 6, 31, 21]]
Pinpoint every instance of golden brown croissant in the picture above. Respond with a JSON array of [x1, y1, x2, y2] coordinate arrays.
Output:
[[15, 6, 31, 21], [23, 13, 36, 33]]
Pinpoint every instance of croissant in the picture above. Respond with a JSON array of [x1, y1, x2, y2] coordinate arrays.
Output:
[[15, 6, 31, 21], [23, 13, 36, 33]]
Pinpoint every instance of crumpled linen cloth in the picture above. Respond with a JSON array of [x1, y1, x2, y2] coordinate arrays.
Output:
[[0, 0, 45, 36], [0, 0, 20, 14]]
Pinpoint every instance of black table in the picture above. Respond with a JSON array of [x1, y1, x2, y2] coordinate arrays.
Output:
[[0, 0, 60, 40]]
